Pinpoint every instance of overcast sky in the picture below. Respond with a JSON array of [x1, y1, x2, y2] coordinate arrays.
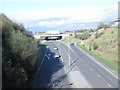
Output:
[[0, 0, 119, 32]]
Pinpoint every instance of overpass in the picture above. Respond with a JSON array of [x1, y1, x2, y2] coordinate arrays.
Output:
[[33, 33, 69, 40]]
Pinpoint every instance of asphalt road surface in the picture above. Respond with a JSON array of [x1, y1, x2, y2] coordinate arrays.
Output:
[[52, 41, 118, 88], [34, 40, 119, 88], [33, 42, 73, 88]]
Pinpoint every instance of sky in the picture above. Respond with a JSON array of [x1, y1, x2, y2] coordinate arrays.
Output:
[[0, 0, 119, 32]]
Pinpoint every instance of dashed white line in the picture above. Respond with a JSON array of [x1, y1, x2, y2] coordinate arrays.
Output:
[[36, 48, 47, 74], [84, 63, 87, 66], [99, 75, 113, 88], [90, 68, 93, 71], [97, 74, 100, 77], [75, 45, 118, 79], [107, 84, 111, 87]]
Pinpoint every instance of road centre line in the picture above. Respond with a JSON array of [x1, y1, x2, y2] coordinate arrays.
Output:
[[90, 68, 93, 71], [74, 45, 118, 79], [54, 41, 76, 88], [97, 74, 100, 77], [59, 41, 118, 88], [99, 75, 113, 88], [37, 47, 48, 74], [108, 84, 111, 87]]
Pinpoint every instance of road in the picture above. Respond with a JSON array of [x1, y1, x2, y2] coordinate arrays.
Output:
[[34, 40, 119, 88], [52, 41, 118, 88], [33, 43, 73, 88]]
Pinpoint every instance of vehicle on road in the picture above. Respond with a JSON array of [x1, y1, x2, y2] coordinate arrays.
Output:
[[54, 47, 58, 50], [70, 43, 74, 45], [54, 53, 61, 58]]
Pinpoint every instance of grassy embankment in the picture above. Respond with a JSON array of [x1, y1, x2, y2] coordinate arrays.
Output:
[[1, 14, 41, 88], [61, 36, 79, 44], [76, 42, 120, 77], [61, 27, 120, 73]]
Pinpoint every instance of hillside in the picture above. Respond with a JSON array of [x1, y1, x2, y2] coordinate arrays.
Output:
[[79, 27, 119, 70], [1, 14, 41, 88]]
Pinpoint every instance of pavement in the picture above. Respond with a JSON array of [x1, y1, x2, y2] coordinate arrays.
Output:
[[33, 40, 119, 88], [52, 41, 92, 88], [33, 42, 73, 88], [53, 40, 118, 88], [69, 71, 91, 88]]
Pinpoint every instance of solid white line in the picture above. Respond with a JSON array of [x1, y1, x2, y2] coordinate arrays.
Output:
[[99, 75, 113, 88], [90, 68, 93, 71], [97, 74, 100, 77], [55, 41, 75, 88], [37, 48, 47, 74], [56, 42, 67, 72], [74, 45, 118, 79], [108, 84, 111, 87]]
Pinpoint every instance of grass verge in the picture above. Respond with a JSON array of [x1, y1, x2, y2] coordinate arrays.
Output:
[[39, 43, 48, 46], [61, 37, 78, 44], [76, 42, 120, 74]]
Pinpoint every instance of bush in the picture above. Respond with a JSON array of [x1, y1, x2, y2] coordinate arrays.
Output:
[[1, 14, 40, 88], [92, 43, 99, 50], [78, 32, 89, 40], [97, 22, 110, 30]]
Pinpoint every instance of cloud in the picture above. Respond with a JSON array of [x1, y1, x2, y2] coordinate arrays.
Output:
[[5, 4, 117, 31], [11, 4, 117, 24], [38, 19, 66, 26]]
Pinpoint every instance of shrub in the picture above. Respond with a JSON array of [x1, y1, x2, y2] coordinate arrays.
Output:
[[2, 14, 40, 88], [97, 22, 110, 30], [92, 43, 99, 50], [79, 32, 89, 40]]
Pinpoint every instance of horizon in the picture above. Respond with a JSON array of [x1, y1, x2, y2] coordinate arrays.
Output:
[[0, 0, 119, 33]]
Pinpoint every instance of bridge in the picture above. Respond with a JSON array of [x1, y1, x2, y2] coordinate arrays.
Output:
[[33, 33, 69, 40]]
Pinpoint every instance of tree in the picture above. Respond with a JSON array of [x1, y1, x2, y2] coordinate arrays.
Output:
[[97, 22, 110, 30], [74, 30, 77, 38], [97, 22, 105, 30], [2, 14, 40, 88]]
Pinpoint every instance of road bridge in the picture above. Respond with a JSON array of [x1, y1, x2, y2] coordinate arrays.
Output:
[[33, 34, 69, 40]]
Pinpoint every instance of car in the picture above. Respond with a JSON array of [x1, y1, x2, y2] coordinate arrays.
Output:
[[54, 53, 61, 58], [69, 83, 73, 85], [70, 43, 74, 45], [54, 47, 58, 50]]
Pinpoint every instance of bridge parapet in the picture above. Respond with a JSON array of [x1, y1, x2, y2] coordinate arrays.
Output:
[[33, 33, 69, 40]]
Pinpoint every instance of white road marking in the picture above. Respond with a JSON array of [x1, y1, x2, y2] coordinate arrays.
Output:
[[97, 74, 100, 77], [57, 41, 117, 88], [74, 45, 118, 79], [45, 53, 51, 60], [107, 84, 111, 87], [90, 68, 93, 71], [84, 63, 87, 66], [57, 43, 67, 72], [52, 83, 55, 88], [54, 41, 76, 88], [36, 48, 47, 74], [99, 76, 113, 88]]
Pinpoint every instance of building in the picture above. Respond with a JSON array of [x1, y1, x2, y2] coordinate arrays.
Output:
[[45, 30, 60, 34], [28, 31, 35, 34], [112, 19, 120, 27]]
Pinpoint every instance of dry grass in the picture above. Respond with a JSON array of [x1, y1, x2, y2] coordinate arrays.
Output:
[[81, 27, 119, 70], [62, 27, 119, 70], [62, 36, 79, 44]]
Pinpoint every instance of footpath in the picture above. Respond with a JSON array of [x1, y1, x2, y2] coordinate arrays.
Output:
[[57, 41, 92, 88]]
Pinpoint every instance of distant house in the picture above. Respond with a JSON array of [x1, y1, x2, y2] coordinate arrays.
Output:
[[45, 30, 60, 34], [112, 19, 120, 27], [28, 31, 35, 34], [89, 30, 96, 34]]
